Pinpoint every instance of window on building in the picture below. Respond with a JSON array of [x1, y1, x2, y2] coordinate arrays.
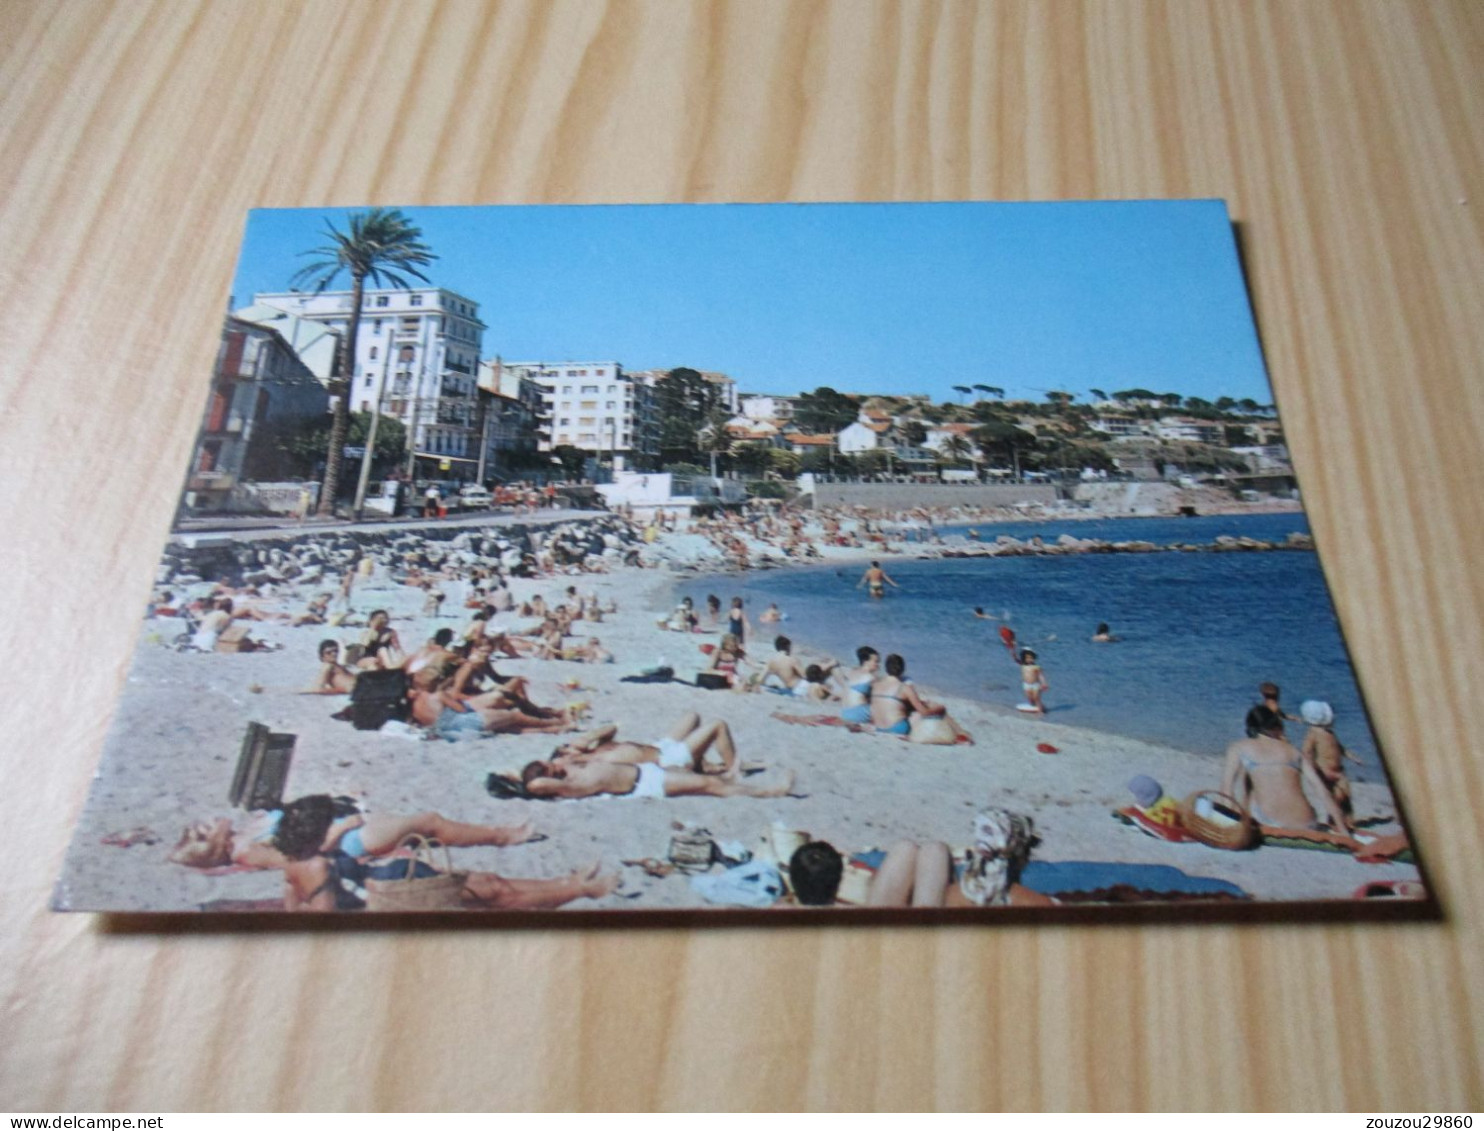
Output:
[[369, 346, 378, 360], [364, 376, 373, 387], [579, 417, 595, 426], [372, 319, 382, 333], [375, 296, 389, 307], [410, 295, 423, 306], [579, 400, 597, 410], [566, 370, 578, 377], [581, 385, 599, 394], [605, 401, 615, 409], [561, 386, 572, 395]]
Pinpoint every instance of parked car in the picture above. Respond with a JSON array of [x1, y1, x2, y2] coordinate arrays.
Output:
[[456, 485, 493, 509]]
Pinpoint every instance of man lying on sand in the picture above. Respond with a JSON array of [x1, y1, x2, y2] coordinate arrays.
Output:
[[408, 665, 576, 739], [517, 714, 796, 800], [754, 635, 837, 695], [304, 639, 358, 695]]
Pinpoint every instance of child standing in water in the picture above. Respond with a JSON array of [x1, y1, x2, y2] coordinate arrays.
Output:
[[1019, 648, 1048, 714]]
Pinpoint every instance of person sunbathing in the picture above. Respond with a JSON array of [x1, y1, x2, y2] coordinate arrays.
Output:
[[1222, 705, 1348, 830], [788, 809, 1050, 908], [173, 795, 613, 912], [356, 609, 405, 670], [549, 712, 743, 776], [869, 653, 972, 744], [839, 646, 880, 724], [292, 593, 333, 627], [519, 717, 794, 800], [304, 639, 358, 695], [407, 666, 575, 739], [169, 797, 538, 872], [704, 632, 755, 689], [755, 635, 834, 694], [406, 627, 459, 677]]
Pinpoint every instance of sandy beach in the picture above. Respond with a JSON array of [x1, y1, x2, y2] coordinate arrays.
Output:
[[56, 506, 1421, 914]]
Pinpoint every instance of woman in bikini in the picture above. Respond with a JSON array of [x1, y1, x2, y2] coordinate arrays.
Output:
[[839, 645, 879, 724], [868, 653, 972, 745], [173, 795, 613, 912], [169, 796, 538, 872], [1222, 706, 1348, 830], [726, 597, 750, 645], [704, 632, 753, 690]]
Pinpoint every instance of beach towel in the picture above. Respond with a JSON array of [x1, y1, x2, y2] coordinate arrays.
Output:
[[1112, 806, 1198, 843], [847, 850, 1248, 902], [770, 711, 864, 731], [1018, 860, 1248, 902]]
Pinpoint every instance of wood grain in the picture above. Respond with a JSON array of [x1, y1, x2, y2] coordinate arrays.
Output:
[[2, 0, 1481, 1111]]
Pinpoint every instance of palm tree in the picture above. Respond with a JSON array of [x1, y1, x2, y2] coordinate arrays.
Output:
[[972, 383, 993, 401], [291, 209, 437, 516], [940, 434, 975, 464], [952, 385, 973, 404]]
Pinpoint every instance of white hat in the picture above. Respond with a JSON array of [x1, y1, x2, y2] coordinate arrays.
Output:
[[1300, 700, 1334, 727]]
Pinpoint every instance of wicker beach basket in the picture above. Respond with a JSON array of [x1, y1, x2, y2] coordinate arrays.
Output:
[[364, 836, 468, 911], [1179, 791, 1256, 850]]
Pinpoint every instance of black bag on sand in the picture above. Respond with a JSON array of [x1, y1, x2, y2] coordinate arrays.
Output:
[[350, 668, 409, 731], [695, 672, 730, 691]]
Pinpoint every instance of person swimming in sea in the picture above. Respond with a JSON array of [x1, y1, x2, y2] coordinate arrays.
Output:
[[857, 561, 898, 600], [1090, 622, 1120, 643]]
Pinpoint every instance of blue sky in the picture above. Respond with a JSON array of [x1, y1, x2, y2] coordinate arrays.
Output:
[[230, 200, 1273, 405]]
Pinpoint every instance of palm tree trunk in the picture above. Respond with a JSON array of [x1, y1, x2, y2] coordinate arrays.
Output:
[[318, 272, 365, 515]]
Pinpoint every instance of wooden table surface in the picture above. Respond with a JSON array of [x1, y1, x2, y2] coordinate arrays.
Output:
[[2, 0, 1481, 1112]]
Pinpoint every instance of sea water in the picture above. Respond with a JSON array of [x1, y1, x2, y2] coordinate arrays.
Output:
[[676, 513, 1391, 783]]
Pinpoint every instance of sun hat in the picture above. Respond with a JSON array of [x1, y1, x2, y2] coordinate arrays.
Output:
[[1300, 700, 1334, 727], [1128, 774, 1164, 808]]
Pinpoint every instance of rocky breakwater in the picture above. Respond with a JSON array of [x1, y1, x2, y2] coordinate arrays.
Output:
[[158, 515, 645, 588], [932, 530, 1316, 560]]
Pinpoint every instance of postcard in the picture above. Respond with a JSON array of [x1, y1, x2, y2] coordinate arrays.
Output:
[[55, 200, 1429, 918]]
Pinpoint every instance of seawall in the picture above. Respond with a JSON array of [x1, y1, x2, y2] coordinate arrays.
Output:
[[808, 482, 1060, 509]]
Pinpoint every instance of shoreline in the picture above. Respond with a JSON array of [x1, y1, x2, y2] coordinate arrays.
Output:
[[57, 506, 1418, 914]]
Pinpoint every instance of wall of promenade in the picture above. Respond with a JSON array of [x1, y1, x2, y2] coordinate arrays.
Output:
[[807, 482, 1060, 509]]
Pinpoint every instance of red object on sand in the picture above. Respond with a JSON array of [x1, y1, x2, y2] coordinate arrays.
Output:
[[1036, 742, 1059, 754]]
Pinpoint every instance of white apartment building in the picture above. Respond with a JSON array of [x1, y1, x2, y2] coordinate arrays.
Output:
[[1155, 417, 1225, 445], [504, 361, 659, 470], [738, 394, 795, 423], [253, 286, 486, 474]]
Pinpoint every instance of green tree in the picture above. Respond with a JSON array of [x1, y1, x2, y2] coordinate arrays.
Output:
[[939, 434, 975, 465], [1089, 387, 1108, 402], [290, 208, 436, 513], [551, 444, 586, 479], [655, 367, 719, 465], [696, 408, 734, 476], [971, 418, 1037, 478], [900, 419, 928, 447], [792, 386, 860, 434], [952, 384, 973, 404], [766, 447, 802, 478]]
